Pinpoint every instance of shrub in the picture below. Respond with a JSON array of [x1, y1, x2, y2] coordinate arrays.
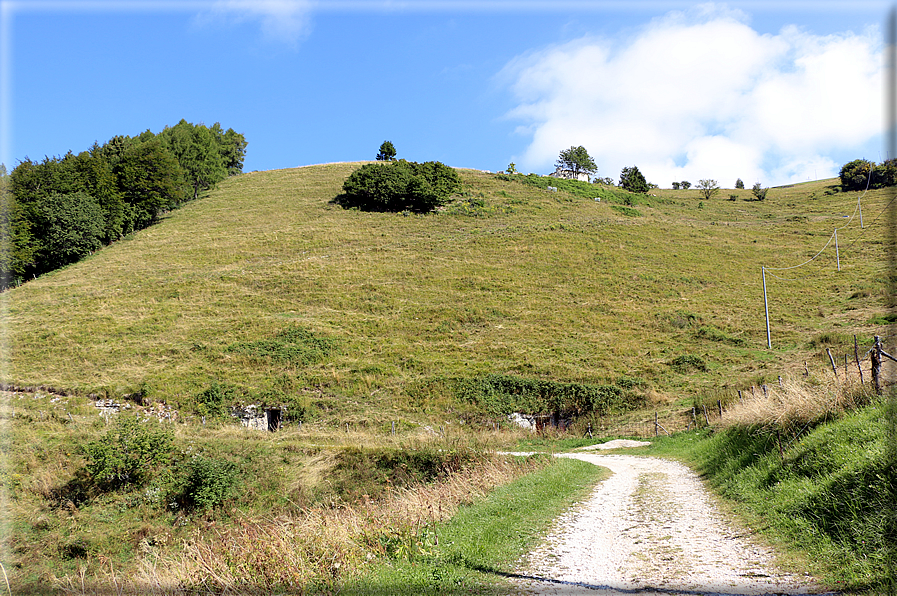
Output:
[[83, 415, 174, 490], [195, 382, 238, 419], [839, 159, 874, 191], [339, 159, 461, 213], [171, 455, 239, 511], [225, 325, 338, 365], [668, 354, 708, 373], [697, 179, 719, 200], [452, 374, 638, 417], [735, 178, 744, 189], [751, 182, 768, 201]]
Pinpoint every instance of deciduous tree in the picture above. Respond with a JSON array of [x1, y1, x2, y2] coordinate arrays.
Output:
[[697, 179, 719, 200], [340, 159, 461, 212], [556, 146, 597, 178]]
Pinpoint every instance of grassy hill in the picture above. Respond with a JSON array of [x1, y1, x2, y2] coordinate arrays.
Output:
[[4, 163, 893, 424], [2, 163, 894, 593]]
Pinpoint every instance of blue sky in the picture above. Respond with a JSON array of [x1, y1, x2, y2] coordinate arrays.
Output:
[[1, 0, 892, 187]]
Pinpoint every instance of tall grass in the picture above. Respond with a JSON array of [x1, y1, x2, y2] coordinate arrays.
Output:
[[649, 379, 896, 593], [720, 376, 877, 432], [53, 455, 548, 594]]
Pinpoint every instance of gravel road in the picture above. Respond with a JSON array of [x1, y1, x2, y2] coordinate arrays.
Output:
[[513, 450, 829, 596]]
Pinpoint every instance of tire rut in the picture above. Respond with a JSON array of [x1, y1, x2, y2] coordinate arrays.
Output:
[[513, 453, 830, 596]]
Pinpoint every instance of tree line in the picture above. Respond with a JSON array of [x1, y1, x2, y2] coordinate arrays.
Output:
[[0, 120, 246, 287]]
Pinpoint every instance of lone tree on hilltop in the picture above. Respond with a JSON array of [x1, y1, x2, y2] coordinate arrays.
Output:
[[556, 146, 597, 178], [735, 178, 744, 189], [751, 182, 768, 201], [697, 179, 719, 200], [619, 165, 648, 193], [376, 141, 397, 161], [680, 180, 692, 189]]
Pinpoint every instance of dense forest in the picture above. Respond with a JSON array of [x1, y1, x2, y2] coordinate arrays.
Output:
[[0, 120, 246, 287]]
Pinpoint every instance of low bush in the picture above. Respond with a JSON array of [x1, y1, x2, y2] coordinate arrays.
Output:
[[338, 159, 461, 212], [170, 455, 240, 511], [194, 381, 238, 419], [82, 415, 174, 491], [329, 445, 480, 502], [668, 354, 708, 373], [225, 325, 338, 365], [453, 374, 640, 417]]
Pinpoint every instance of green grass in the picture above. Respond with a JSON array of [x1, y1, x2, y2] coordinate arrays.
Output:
[[646, 397, 897, 594], [4, 163, 894, 593], [345, 456, 608, 595], [3, 165, 892, 425]]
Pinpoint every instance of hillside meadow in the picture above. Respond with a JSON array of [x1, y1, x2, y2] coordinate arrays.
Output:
[[3, 163, 892, 425], [1, 162, 895, 593]]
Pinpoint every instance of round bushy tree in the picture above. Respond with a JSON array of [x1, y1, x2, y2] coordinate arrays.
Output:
[[341, 159, 461, 213], [556, 146, 597, 178], [36, 191, 106, 271], [840, 159, 874, 191]]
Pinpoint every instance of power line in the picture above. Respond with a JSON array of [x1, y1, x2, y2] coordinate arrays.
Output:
[[762, 166, 882, 348]]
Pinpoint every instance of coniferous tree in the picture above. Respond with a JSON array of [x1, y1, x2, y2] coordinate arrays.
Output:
[[619, 166, 648, 193], [377, 141, 397, 161]]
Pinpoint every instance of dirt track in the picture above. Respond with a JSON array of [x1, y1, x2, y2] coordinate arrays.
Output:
[[513, 451, 829, 595]]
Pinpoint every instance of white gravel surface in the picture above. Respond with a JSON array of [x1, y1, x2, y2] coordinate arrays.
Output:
[[513, 453, 827, 595]]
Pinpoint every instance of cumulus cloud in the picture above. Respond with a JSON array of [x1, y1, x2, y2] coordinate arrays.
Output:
[[501, 4, 882, 186], [201, 0, 312, 46]]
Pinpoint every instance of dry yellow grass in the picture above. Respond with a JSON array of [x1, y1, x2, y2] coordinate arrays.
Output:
[[52, 455, 545, 594], [720, 374, 882, 430]]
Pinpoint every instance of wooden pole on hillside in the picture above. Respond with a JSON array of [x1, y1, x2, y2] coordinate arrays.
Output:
[[826, 348, 838, 378], [872, 336, 883, 395], [762, 267, 772, 348]]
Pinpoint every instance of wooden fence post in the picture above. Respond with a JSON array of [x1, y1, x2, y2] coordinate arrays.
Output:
[[826, 347, 838, 378], [854, 335, 865, 386], [717, 399, 722, 418], [702, 404, 710, 426], [872, 335, 882, 395]]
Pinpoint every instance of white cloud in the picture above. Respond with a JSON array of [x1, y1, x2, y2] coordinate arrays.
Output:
[[201, 0, 312, 46], [501, 4, 883, 187]]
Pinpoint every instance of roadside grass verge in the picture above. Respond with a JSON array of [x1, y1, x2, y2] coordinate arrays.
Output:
[[345, 456, 608, 595], [646, 394, 896, 594]]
